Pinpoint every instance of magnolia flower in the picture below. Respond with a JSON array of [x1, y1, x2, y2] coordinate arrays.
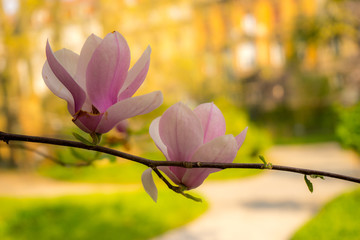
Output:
[[142, 102, 247, 202], [42, 31, 163, 135]]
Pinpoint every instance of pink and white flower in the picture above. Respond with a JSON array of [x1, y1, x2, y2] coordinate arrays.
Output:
[[142, 102, 247, 201], [42, 31, 163, 134]]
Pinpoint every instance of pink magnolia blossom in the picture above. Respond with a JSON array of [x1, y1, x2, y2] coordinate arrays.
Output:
[[149, 102, 248, 190], [42, 31, 163, 134]]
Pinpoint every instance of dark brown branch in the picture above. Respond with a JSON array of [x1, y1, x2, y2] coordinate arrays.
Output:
[[1, 131, 360, 185]]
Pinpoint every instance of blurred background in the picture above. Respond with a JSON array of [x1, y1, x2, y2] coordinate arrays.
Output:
[[2, 0, 360, 166], [1, 0, 360, 239]]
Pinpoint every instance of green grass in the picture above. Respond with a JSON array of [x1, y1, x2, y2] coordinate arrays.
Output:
[[292, 187, 360, 240], [0, 190, 207, 240], [38, 161, 149, 183]]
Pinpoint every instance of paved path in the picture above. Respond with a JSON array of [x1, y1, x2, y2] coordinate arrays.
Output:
[[153, 142, 360, 240]]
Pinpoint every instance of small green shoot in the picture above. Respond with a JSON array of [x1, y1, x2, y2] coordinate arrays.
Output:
[[72, 132, 94, 145], [310, 174, 325, 180], [73, 132, 102, 145], [180, 192, 202, 202], [259, 155, 273, 169], [304, 175, 314, 193], [259, 155, 267, 165], [90, 133, 102, 145], [176, 184, 202, 202]]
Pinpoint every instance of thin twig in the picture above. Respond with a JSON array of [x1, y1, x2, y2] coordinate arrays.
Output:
[[1, 131, 360, 186], [151, 167, 179, 191]]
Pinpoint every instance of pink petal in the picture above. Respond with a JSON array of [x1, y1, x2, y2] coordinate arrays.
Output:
[[45, 41, 86, 114], [141, 168, 158, 202], [151, 119, 189, 180], [235, 126, 248, 149], [73, 112, 103, 133], [182, 135, 238, 189], [158, 166, 181, 185], [118, 46, 151, 101], [75, 34, 102, 90], [149, 117, 169, 160], [194, 102, 226, 144], [159, 102, 203, 164], [42, 51, 76, 115], [181, 168, 215, 190], [167, 166, 187, 183], [95, 91, 163, 134], [86, 31, 130, 113], [72, 118, 91, 133]]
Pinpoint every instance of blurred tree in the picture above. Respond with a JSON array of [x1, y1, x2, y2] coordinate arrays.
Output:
[[0, 0, 21, 168], [0, 0, 46, 168]]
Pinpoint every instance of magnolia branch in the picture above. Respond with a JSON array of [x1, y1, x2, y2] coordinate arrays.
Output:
[[1, 131, 360, 190]]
